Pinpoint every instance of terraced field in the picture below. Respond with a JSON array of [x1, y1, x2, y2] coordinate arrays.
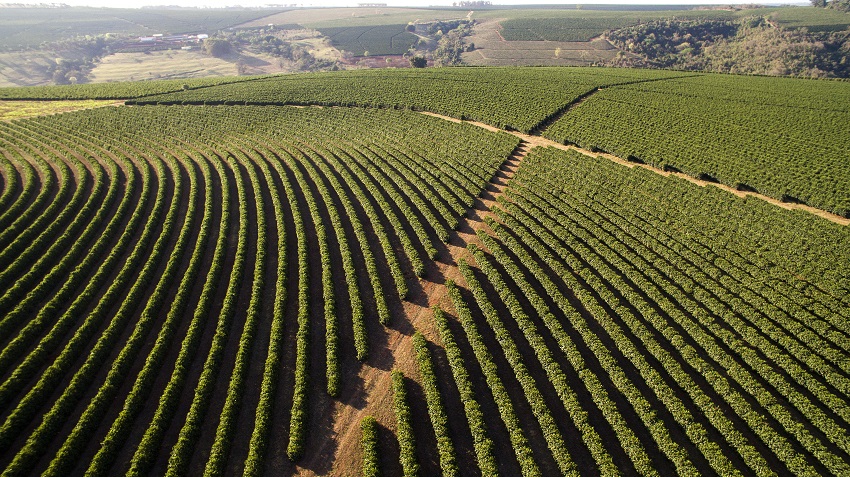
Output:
[[0, 67, 848, 476]]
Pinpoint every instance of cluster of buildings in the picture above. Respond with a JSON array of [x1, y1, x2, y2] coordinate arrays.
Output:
[[135, 33, 209, 51]]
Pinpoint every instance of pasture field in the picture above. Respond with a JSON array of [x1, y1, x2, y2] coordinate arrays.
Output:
[[0, 67, 848, 476], [88, 51, 240, 83], [0, 100, 116, 121]]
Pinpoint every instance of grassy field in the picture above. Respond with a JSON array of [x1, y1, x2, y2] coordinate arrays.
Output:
[[771, 7, 850, 31], [89, 51, 240, 83], [0, 99, 116, 120]]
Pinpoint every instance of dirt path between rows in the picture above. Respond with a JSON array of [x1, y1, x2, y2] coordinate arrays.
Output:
[[421, 112, 850, 227], [297, 140, 530, 476]]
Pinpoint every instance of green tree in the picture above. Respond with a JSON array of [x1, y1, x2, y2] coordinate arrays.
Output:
[[204, 38, 231, 58], [409, 56, 427, 68]]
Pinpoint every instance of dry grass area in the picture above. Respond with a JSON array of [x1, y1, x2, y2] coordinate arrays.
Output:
[[89, 49, 311, 83], [0, 99, 117, 121], [89, 50, 239, 83], [462, 18, 624, 66], [290, 35, 343, 62]]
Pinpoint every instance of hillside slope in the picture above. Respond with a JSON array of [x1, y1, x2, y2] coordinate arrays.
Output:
[[0, 68, 848, 476]]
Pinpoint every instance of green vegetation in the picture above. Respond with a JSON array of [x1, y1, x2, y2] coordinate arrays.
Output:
[[5, 6, 848, 87], [318, 24, 417, 56], [121, 67, 850, 216], [128, 67, 690, 132], [444, 283, 540, 476], [501, 17, 642, 42], [409, 55, 427, 68], [0, 99, 115, 120], [0, 102, 515, 474], [0, 66, 847, 477], [213, 27, 337, 71], [0, 74, 266, 99], [606, 17, 850, 78], [491, 7, 744, 43], [0, 7, 284, 50], [459, 254, 577, 475], [413, 332, 459, 477], [543, 73, 850, 216], [203, 38, 232, 58], [772, 6, 850, 31], [282, 7, 463, 29], [810, 0, 850, 14], [433, 21, 474, 66], [479, 7, 850, 77], [392, 370, 419, 477], [361, 416, 380, 477], [0, 7, 286, 85], [468, 144, 850, 475]]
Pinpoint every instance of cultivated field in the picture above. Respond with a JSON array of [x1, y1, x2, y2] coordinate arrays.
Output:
[[0, 67, 848, 476], [461, 18, 622, 67]]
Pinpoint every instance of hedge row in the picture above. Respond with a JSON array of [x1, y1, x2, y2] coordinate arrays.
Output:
[[392, 370, 419, 477], [412, 332, 459, 477], [361, 416, 380, 477]]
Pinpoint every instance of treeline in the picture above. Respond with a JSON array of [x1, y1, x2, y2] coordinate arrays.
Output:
[[433, 21, 474, 66], [33, 35, 121, 85], [208, 27, 340, 72], [606, 16, 850, 78], [811, 0, 850, 13]]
